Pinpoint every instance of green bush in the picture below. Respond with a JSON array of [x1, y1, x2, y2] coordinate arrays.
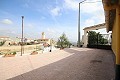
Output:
[[0, 40, 6, 46], [8, 51, 17, 55], [0, 52, 2, 55], [12, 51, 17, 55], [0, 52, 5, 55]]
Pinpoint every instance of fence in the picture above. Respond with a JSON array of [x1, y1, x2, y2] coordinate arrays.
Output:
[[87, 33, 112, 50]]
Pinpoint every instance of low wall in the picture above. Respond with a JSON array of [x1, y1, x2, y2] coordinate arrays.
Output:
[[87, 45, 112, 50], [0, 44, 41, 53]]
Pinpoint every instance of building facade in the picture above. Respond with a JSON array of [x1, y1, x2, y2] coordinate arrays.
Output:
[[82, 23, 106, 47], [102, 0, 120, 80]]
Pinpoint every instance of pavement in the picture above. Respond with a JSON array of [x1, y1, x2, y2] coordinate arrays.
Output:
[[0, 48, 115, 80]]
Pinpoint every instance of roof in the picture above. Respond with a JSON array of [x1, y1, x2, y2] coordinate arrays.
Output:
[[102, 0, 119, 32], [38, 39, 49, 40], [83, 23, 106, 30], [0, 36, 9, 38]]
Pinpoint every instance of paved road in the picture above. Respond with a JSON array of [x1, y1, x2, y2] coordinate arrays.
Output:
[[0, 48, 115, 80]]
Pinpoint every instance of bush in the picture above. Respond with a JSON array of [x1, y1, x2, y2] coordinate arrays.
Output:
[[0, 40, 6, 46], [0, 52, 2, 55], [3, 52, 16, 57], [31, 51, 38, 55], [12, 51, 17, 55], [27, 43, 32, 45]]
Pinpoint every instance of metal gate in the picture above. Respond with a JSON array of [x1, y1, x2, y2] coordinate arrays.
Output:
[[87, 31, 111, 50]]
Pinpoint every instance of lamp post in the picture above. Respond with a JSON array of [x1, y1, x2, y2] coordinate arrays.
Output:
[[50, 38, 53, 52], [21, 16, 24, 56], [78, 0, 101, 47], [78, 0, 86, 47]]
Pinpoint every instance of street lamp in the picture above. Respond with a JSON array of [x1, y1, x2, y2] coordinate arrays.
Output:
[[78, 0, 86, 47], [50, 38, 53, 52], [21, 16, 24, 56], [78, 0, 101, 47]]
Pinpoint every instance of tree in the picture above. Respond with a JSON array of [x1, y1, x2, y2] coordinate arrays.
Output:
[[57, 33, 71, 48], [88, 31, 108, 45], [88, 31, 98, 45]]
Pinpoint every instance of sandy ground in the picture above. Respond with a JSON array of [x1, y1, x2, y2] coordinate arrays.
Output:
[[0, 48, 115, 80]]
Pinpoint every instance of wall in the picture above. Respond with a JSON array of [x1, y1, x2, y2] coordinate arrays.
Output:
[[112, 6, 120, 64]]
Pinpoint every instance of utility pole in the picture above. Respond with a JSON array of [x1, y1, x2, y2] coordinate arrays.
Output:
[[78, 0, 86, 47], [21, 16, 24, 56], [78, 3, 80, 47]]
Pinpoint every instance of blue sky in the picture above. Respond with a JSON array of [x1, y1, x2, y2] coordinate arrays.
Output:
[[0, 0, 106, 42]]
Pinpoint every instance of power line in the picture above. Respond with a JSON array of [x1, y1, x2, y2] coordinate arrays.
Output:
[[83, 1, 101, 3]]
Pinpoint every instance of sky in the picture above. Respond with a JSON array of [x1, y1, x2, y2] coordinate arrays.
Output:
[[0, 0, 107, 42]]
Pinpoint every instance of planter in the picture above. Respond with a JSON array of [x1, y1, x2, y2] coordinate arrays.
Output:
[[30, 51, 38, 55], [3, 54, 15, 57], [3, 51, 16, 57], [60, 47, 64, 50]]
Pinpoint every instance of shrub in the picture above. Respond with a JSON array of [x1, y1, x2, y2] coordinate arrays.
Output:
[[27, 43, 32, 45], [0, 52, 2, 55], [0, 40, 6, 46], [12, 51, 17, 55]]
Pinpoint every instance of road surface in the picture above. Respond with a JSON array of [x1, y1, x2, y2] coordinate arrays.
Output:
[[0, 48, 115, 80]]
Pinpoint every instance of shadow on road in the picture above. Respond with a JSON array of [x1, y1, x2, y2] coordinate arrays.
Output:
[[8, 48, 115, 80]]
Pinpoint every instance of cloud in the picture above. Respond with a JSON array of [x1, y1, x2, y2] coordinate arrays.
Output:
[[46, 28, 61, 40], [83, 19, 95, 27], [81, 2, 102, 14], [83, 8, 105, 28], [45, 27, 78, 42], [1, 19, 13, 25], [23, 3, 30, 8], [50, 7, 61, 16], [25, 23, 34, 28], [63, 0, 103, 13], [47, 28, 56, 33], [80, 1, 105, 29], [63, 0, 79, 10], [83, 12, 105, 28]]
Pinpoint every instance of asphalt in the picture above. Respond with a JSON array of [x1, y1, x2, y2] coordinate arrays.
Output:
[[0, 48, 115, 80]]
